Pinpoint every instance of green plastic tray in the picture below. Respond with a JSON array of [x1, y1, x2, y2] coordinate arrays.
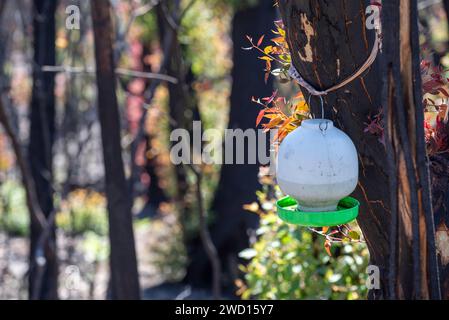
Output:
[[276, 196, 359, 227]]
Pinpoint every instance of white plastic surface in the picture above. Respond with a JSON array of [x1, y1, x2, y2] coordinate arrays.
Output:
[[276, 119, 359, 212]]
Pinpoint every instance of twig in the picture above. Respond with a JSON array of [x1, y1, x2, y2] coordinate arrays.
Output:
[[115, 0, 160, 60], [115, 67, 177, 83], [41, 65, 178, 84], [307, 227, 366, 244], [0, 97, 47, 231], [179, 0, 198, 22]]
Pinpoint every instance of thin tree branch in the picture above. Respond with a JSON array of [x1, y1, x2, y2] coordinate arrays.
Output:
[[0, 98, 47, 230], [40, 65, 178, 83]]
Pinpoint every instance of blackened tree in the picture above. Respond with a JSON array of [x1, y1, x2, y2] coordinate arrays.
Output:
[[28, 0, 58, 300], [279, 0, 443, 299], [91, 0, 140, 300], [185, 0, 276, 291]]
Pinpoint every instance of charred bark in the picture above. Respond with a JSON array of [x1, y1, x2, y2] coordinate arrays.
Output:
[[155, 2, 192, 223], [430, 154, 449, 299], [28, 0, 58, 300], [185, 0, 275, 291], [381, 0, 440, 299], [91, 0, 140, 300]]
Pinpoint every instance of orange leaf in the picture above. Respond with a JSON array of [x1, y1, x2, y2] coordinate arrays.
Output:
[[293, 91, 304, 99], [438, 104, 448, 121], [279, 130, 288, 142], [279, 118, 293, 131], [257, 35, 265, 47], [243, 202, 260, 213], [273, 128, 288, 142], [263, 117, 283, 130], [265, 60, 272, 72], [259, 56, 273, 61], [271, 46, 284, 54], [272, 36, 285, 44], [256, 109, 266, 127], [324, 240, 332, 256], [294, 100, 309, 113], [263, 113, 282, 120]]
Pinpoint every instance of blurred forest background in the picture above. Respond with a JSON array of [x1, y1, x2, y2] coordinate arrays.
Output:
[[0, 0, 447, 300]]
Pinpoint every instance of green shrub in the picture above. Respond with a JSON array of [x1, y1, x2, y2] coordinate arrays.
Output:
[[57, 189, 108, 236], [0, 180, 29, 236], [0, 184, 108, 237], [81, 231, 109, 263], [238, 188, 369, 300]]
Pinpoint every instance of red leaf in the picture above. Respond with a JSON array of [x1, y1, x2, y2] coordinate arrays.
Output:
[[257, 35, 265, 47], [256, 109, 265, 127], [431, 73, 443, 80], [261, 92, 277, 104], [439, 87, 449, 98]]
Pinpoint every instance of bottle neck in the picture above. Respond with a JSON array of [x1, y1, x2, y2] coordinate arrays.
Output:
[[301, 119, 334, 130]]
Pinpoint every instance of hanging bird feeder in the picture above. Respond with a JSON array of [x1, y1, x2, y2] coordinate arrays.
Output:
[[276, 115, 360, 227], [276, 29, 381, 227]]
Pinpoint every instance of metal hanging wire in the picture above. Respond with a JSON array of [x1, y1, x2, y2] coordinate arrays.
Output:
[[307, 95, 329, 135], [308, 94, 325, 119]]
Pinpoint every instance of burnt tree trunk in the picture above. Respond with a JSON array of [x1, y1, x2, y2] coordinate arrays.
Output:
[[155, 2, 201, 225], [28, 0, 58, 300], [430, 154, 449, 298], [141, 44, 168, 212], [185, 0, 275, 291], [158, 13, 189, 219], [91, 0, 141, 300], [428, 0, 449, 289], [279, 0, 442, 299], [381, 0, 440, 299]]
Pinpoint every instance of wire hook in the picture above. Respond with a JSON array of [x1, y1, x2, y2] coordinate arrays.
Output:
[[319, 121, 329, 135]]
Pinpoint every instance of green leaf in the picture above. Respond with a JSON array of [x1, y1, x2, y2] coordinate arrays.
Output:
[[348, 231, 361, 241]]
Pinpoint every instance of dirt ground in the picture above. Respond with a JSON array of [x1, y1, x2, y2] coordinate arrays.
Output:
[[0, 212, 214, 300]]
